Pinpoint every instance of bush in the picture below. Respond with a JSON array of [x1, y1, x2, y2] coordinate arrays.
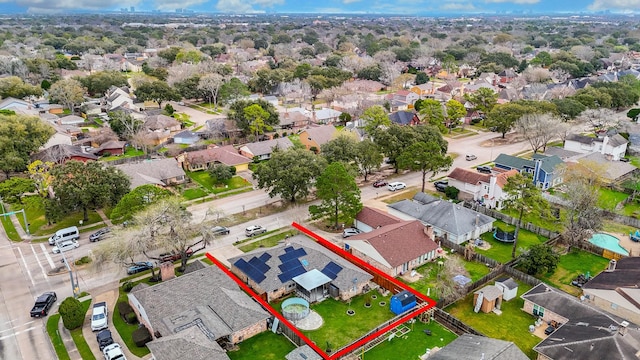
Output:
[[126, 312, 139, 324], [122, 281, 134, 293], [74, 256, 91, 265], [118, 301, 134, 320], [132, 326, 152, 347], [444, 186, 459, 200], [59, 297, 84, 330]]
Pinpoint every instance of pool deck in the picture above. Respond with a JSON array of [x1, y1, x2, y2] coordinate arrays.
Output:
[[603, 232, 640, 256]]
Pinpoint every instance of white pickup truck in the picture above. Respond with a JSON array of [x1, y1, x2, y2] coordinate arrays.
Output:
[[103, 343, 127, 360], [91, 302, 108, 331]]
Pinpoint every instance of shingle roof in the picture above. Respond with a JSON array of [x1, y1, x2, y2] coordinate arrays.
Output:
[[607, 134, 628, 147], [474, 285, 502, 301], [574, 152, 636, 181], [147, 326, 230, 360], [583, 258, 640, 290], [130, 265, 269, 339], [174, 130, 200, 141], [495, 276, 518, 290], [566, 134, 598, 145], [94, 140, 126, 152], [532, 154, 564, 174], [31, 144, 99, 163], [389, 111, 418, 125], [448, 167, 491, 184], [185, 146, 251, 166], [495, 169, 519, 188], [144, 114, 180, 130], [355, 207, 402, 228], [494, 154, 534, 170], [285, 345, 323, 360], [114, 158, 185, 189], [429, 334, 528, 360], [345, 220, 438, 268], [388, 193, 495, 237], [302, 125, 337, 146], [240, 138, 294, 157]]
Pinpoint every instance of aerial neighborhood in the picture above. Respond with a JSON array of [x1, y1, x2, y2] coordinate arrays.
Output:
[[4, 8, 640, 360]]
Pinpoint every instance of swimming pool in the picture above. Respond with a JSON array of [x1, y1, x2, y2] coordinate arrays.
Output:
[[588, 233, 629, 256]]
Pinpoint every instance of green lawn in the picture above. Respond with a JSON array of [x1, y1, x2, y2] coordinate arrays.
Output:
[[100, 147, 145, 161], [298, 293, 395, 351], [536, 249, 609, 296], [227, 331, 296, 360], [46, 314, 71, 360], [597, 188, 629, 211], [620, 200, 640, 218], [446, 282, 539, 359], [182, 187, 208, 200], [475, 221, 548, 263], [239, 230, 297, 252], [0, 214, 20, 241], [365, 320, 457, 360], [113, 284, 151, 357], [602, 220, 636, 234], [70, 299, 96, 360], [185, 171, 251, 194], [501, 208, 564, 233]]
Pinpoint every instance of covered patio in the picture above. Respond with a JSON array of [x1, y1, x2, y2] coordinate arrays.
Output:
[[293, 269, 332, 303]]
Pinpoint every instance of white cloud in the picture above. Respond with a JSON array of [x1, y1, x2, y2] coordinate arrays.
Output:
[[215, 0, 284, 13], [1, 0, 141, 12], [153, 0, 210, 10], [483, 0, 540, 3], [342, 0, 363, 4], [589, 0, 640, 10], [441, 2, 476, 10]]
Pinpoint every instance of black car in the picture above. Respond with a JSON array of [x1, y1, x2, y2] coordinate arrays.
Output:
[[434, 180, 448, 192], [476, 165, 492, 174], [211, 226, 230, 236], [96, 329, 114, 351], [89, 227, 111, 242], [544, 325, 556, 335]]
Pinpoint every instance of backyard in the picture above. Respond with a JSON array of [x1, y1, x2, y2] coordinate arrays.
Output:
[[227, 331, 296, 360], [100, 146, 145, 161], [365, 320, 457, 360], [475, 221, 548, 264], [446, 282, 539, 359], [536, 248, 610, 296]]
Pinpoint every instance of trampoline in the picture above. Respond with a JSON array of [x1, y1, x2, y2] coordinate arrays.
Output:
[[493, 228, 516, 243]]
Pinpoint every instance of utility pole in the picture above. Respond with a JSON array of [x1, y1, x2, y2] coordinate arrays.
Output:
[[57, 239, 79, 298]]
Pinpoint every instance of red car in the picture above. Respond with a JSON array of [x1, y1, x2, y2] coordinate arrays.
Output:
[[159, 248, 194, 262], [372, 179, 388, 188]]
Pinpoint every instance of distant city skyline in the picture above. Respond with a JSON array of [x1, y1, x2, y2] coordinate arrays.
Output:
[[1, 0, 639, 15]]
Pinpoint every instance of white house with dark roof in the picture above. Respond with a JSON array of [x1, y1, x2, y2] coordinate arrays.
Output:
[[564, 133, 628, 161], [387, 192, 495, 244], [239, 138, 294, 161], [447, 167, 518, 209]]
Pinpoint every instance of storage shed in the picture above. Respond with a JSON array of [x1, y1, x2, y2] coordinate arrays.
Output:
[[390, 290, 416, 315], [473, 285, 503, 314], [494, 277, 518, 301]]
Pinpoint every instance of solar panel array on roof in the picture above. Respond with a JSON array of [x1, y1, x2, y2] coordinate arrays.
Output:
[[320, 261, 343, 280], [284, 246, 294, 253], [259, 253, 272, 262], [279, 259, 302, 272], [278, 247, 307, 262], [234, 259, 266, 283], [248, 257, 270, 273], [278, 266, 306, 283]]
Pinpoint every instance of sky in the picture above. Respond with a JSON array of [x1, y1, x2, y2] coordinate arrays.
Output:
[[1, 0, 639, 15]]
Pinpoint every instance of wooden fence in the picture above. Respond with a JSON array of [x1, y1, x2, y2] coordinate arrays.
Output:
[[465, 202, 559, 239], [432, 308, 484, 336]]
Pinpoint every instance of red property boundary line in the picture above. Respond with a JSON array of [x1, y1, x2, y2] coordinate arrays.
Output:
[[206, 222, 436, 360]]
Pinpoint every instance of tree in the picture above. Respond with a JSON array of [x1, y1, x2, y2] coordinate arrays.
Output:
[[110, 185, 173, 223], [244, 104, 272, 139], [0, 114, 55, 178], [397, 142, 452, 192], [77, 71, 127, 97], [49, 78, 85, 112], [198, 73, 224, 109], [107, 111, 143, 140], [59, 297, 84, 330], [320, 135, 358, 165], [361, 105, 390, 135], [503, 173, 548, 259], [419, 99, 446, 133], [445, 99, 466, 132], [415, 72, 429, 85], [354, 139, 383, 181], [372, 124, 446, 174], [627, 108, 640, 121], [515, 113, 561, 153], [464, 87, 498, 116], [520, 244, 560, 275], [208, 164, 235, 185], [51, 160, 131, 221], [228, 99, 279, 136], [27, 160, 54, 198], [134, 80, 181, 109], [0, 177, 35, 204], [552, 98, 586, 120], [486, 102, 527, 138], [253, 148, 327, 203], [310, 162, 362, 229], [0, 76, 43, 99], [219, 77, 250, 104]]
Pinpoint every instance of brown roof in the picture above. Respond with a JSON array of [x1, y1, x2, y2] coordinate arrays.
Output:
[[356, 207, 402, 228], [348, 220, 438, 268], [95, 140, 126, 151], [302, 125, 336, 146], [448, 167, 490, 184], [185, 146, 251, 167], [144, 114, 180, 130], [495, 169, 518, 188]]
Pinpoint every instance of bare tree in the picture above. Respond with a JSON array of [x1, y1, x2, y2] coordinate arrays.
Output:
[[570, 45, 596, 62], [523, 67, 552, 83], [577, 108, 618, 133], [198, 73, 224, 109], [515, 113, 561, 153], [379, 62, 402, 87]]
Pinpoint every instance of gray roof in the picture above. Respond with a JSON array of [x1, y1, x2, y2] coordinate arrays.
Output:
[[147, 326, 230, 360], [494, 153, 534, 170], [429, 334, 528, 360], [495, 277, 518, 290], [522, 283, 640, 360], [114, 158, 185, 189], [241, 138, 294, 157], [531, 154, 564, 174], [388, 193, 495, 237], [607, 134, 628, 148], [575, 152, 636, 181], [130, 265, 269, 340], [542, 147, 581, 160], [293, 269, 332, 291], [174, 130, 200, 141], [566, 134, 598, 145], [285, 345, 323, 360], [474, 285, 502, 301], [229, 235, 372, 294]]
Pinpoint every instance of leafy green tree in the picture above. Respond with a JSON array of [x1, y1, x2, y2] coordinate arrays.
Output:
[[158, 47, 182, 63], [0, 114, 55, 178], [0, 76, 43, 99], [445, 99, 466, 131], [464, 87, 498, 116], [59, 297, 84, 330], [253, 148, 327, 203], [110, 185, 173, 223], [244, 104, 272, 139], [310, 162, 362, 229], [628, 108, 640, 121], [175, 49, 204, 64], [134, 80, 181, 109], [419, 99, 446, 133], [354, 139, 383, 181], [49, 78, 85, 111], [51, 160, 130, 221], [372, 124, 446, 173], [208, 164, 236, 185], [520, 244, 560, 275], [320, 135, 358, 165], [228, 99, 279, 136], [361, 105, 390, 135], [173, 76, 203, 101], [552, 98, 587, 120], [397, 142, 452, 192], [76, 71, 127, 97], [415, 72, 429, 85], [486, 103, 527, 138], [503, 173, 548, 259], [444, 186, 459, 200], [219, 77, 250, 104], [0, 177, 35, 204], [27, 160, 54, 198], [338, 112, 352, 125]]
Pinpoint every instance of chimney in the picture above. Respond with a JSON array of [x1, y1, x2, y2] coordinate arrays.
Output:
[[423, 225, 434, 239], [607, 259, 617, 272], [160, 261, 175, 281], [590, 343, 594, 351]]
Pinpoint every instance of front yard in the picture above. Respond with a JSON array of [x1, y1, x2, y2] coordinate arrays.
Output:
[[183, 171, 252, 200], [446, 282, 538, 359]]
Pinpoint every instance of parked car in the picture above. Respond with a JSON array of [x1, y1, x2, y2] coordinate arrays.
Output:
[[465, 154, 477, 161], [245, 225, 267, 237], [387, 182, 407, 191], [210, 226, 230, 236], [89, 227, 111, 242], [48, 226, 80, 245], [30, 291, 57, 317], [544, 325, 556, 335], [127, 261, 153, 275], [159, 248, 194, 262], [342, 228, 362, 238], [52, 239, 79, 254], [476, 165, 492, 174], [91, 302, 108, 331], [96, 330, 114, 351], [372, 179, 388, 188], [620, 157, 630, 162], [434, 180, 448, 192], [103, 343, 127, 360]]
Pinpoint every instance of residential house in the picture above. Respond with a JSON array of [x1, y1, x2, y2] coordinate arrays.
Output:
[[564, 133, 628, 161], [498, 69, 518, 83], [385, 90, 419, 111], [205, 119, 239, 139], [58, 115, 86, 126], [447, 167, 518, 209], [312, 108, 342, 124], [428, 334, 528, 360], [389, 111, 420, 126], [0, 97, 39, 116], [239, 138, 294, 161], [299, 125, 337, 152], [31, 144, 99, 164], [493, 153, 564, 190], [114, 158, 186, 189], [522, 283, 640, 360], [409, 83, 438, 98], [129, 264, 269, 360], [229, 235, 372, 303], [279, 108, 310, 129], [387, 192, 495, 244], [173, 130, 200, 145], [106, 86, 135, 111], [344, 220, 438, 276], [179, 146, 251, 172], [572, 152, 637, 184], [582, 258, 640, 325], [353, 207, 402, 232], [93, 140, 126, 156], [141, 114, 181, 146]]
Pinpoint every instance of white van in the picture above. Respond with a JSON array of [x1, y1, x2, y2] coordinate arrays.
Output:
[[48, 226, 80, 245]]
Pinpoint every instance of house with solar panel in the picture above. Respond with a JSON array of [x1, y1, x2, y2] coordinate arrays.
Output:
[[229, 235, 372, 303]]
